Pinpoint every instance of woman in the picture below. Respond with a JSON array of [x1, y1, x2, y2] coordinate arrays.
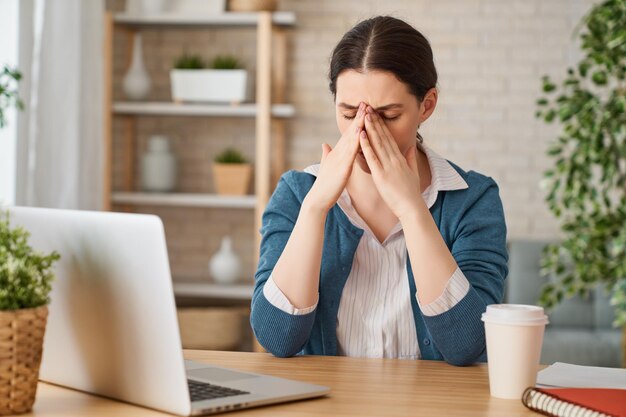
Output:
[[250, 16, 508, 366]]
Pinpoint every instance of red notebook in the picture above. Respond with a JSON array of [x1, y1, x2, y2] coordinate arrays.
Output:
[[522, 387, 626, 417]]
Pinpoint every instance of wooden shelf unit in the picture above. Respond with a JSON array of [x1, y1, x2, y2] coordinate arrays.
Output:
[[103, 10, 294, 265], [111, 192, 256, 209], [173, 281, 254, 301], [113, 11, 296, 26], [112, 101, 295, 118]]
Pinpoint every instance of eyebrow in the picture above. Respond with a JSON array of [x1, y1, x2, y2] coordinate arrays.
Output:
[[337, 102, 404, 111]]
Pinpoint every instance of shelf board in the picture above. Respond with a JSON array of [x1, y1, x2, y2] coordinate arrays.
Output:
[[114, 11, 296, 27], [112, 192, 256, 209], [173, 281, 254, 300], [113, 101, 295, 118]]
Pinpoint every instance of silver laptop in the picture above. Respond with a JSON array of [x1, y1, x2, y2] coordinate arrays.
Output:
[[8, 206, 329, 416]]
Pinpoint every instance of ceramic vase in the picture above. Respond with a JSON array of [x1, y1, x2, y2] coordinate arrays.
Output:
[[123, 33, 151, 100], [209, 237, 241, 284], [141, 135, 177, 192]]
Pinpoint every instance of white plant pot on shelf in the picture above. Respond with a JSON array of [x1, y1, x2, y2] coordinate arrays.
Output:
[[170, 69, 248, 103], [171, 0, 226, 14]]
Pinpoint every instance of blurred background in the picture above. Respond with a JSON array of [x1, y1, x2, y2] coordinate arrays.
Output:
[[1, 0, 623, 367]]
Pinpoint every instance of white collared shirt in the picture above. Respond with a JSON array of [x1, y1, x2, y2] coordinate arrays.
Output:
[[263, 141, 471, 359]]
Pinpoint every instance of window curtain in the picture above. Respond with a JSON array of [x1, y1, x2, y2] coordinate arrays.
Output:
[[16, 0, 104, 210]]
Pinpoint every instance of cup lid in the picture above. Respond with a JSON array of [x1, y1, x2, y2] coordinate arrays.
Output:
[[481, 304, 549, 326]]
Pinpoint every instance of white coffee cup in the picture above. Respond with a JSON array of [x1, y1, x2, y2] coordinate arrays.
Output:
[[481, 304, 549, 399]]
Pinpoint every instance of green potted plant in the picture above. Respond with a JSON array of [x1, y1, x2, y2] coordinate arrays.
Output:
[[0, 65, 24, 128], [0, 212, 60, 414], [212, 147, 251, 195], [535, 0, 626, 365], [170, 53, 247, 103]]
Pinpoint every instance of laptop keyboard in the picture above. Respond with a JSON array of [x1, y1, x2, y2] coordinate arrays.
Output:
[[188, 379, 250, 402]]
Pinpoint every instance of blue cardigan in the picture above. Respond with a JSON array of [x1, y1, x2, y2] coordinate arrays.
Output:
[[250, 162, 509, 366]]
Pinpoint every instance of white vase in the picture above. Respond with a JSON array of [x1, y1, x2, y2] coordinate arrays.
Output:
[[123, 33, 151, 101], [209, 237, 241, 284], [141, 135, 177, 192]]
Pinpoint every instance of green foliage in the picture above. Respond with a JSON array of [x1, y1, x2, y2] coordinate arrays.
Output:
[[0, 65, 24, 129], [536, 0, 626, 327], [214, 147, 247, 164], [173, 53, 205, 70], [211, 55, 242, 70], [0, 212, 60, 310]]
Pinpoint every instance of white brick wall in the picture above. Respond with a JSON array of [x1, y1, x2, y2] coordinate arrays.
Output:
[[108, 0, 593, 281], [279, 0, 593, 241]]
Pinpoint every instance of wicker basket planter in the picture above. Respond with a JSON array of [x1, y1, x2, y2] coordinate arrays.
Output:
[[0, 306, 48, 415], [212, 163, 252, 196], [177, 307, 246, 351]]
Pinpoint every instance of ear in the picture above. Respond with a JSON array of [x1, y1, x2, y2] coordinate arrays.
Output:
[[404, 144, 418, 174], [419, 87, 438, 125], [321, 143, 332, 162]]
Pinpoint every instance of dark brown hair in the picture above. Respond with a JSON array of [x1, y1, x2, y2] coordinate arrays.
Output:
[[329, 16, 438, 140]]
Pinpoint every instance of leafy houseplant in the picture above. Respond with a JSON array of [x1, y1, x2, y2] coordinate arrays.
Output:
[[0, 212, 60, 414], [173, 53, 205, 70], [211, 55, 242, 70], [0, 65, 24, 128], [170, 52, 247, 103], [214, 147, 247, 164], [535, 0, 626, 358], [212, 147, 252, 195]]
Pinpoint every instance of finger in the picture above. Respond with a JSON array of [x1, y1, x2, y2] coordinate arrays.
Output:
[[367, 107, 401, 158], [335, 102, 365, 153], [347, 103, 367, 153], [352, 103, 367, 144], [359, 130, 382, 172], [404, 143, 419, 174], [321, 143, 332, 162], [364, 107, 390, 162]]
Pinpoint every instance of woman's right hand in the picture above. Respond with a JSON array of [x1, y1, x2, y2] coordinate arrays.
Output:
[[305, 102, 366, 213]]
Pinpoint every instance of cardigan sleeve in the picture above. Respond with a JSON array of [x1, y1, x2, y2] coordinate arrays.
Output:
[[417, 266, 470, 316], [249, 171, 318, 357], [263, 274, 318, 315], [421, 177, 509, 366]]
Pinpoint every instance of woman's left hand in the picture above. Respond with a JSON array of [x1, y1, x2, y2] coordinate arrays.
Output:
[[360, 106, 423, 220]]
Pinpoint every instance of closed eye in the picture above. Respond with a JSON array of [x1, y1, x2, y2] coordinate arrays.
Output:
[[341, 114, 400, 121]]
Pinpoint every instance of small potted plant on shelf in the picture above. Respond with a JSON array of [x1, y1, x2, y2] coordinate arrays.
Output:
[[170, 53, 247, 104], [212, 147, 252, 195], [0, 212, 60, 415]]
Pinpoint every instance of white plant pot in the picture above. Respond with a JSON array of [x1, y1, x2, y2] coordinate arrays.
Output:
[[140, 0, 167, 14], [170, 69, 247, 103], [170, 0, 226, 14]]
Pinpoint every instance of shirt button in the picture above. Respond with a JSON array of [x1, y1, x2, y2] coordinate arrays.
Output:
[[423, 338, 431, 346]]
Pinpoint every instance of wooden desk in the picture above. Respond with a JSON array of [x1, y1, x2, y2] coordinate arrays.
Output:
[[26, 350, 537, 416]]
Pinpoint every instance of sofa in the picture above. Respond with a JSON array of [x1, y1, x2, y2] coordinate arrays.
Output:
[[505, 239, 623, 367]]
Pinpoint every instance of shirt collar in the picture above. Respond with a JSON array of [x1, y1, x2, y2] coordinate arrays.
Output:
[[416, 140, 468, 208]]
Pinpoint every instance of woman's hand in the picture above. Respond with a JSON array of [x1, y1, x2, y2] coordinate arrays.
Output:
[[305, 102, 366, 213], [359, 105, 423, 220]]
